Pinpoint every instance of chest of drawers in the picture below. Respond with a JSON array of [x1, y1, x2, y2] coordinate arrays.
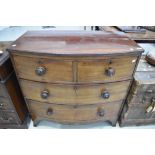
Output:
[[7, 31, 143, 127], [0, 42, 29, 128]]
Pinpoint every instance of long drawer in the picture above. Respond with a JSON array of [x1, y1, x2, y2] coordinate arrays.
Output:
[[13, 55, 137, 83], [27, 100, 123, 124], [20, 79, 130, 105]]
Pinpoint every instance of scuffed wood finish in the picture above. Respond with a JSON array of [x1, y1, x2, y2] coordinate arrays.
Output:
[[78, 56, 137, 82], [7, 31, 143, 56], [5, 73, 28, 122], [119, 58, 155, 127], [13, 55, 73, 83], [0, 58, 13, 81], [27, 100, 122, 125], [0, 41, 13, 81], [0, 42, 29, 129], [20, 79, 130, 105], [0, 111, 19, 124], [13, 54, 137, 83], [122, 104, 154, 120], [0, 97, 14, 110], [7, 31, 143, 126]]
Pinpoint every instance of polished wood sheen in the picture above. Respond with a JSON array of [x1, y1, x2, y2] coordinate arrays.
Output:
[[12, 55, 137, 83], [7, 31, 143, 55], [78, 56, 137, 82], [7, 31, 143, 127], [20, 79, 130, 105], [13, 55, 73, 82], [27, 100, 122, 125]]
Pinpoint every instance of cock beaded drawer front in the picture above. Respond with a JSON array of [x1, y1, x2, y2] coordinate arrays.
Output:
[[7, 31, 143, 127]]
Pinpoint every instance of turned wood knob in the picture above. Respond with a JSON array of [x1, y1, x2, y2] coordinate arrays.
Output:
[[105, 67, 115, 77], [101, 91, 110, 99], [41, 90, 49, 99], [97, 108, 105, 117], [47, 108, 53, 115], [35, 66, 46, 76]]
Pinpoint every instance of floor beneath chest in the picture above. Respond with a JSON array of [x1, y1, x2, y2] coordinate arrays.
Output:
[[28, 120, 155, 129]]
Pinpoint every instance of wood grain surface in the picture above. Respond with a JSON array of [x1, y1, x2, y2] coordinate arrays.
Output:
[[8, 31, 143, 126], [13, 54, 137, 83], [7, 31, 143, 56], [78, 56, 137, 82], [13, 55, 73, 82], [27, 99, 122, 124], [20, 79, 130, 105]]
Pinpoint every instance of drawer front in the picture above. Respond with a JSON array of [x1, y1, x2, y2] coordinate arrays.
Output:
[[0, 111, 19, 124], [20, 79, 130, 105], [27, 100, 123, 123], [13, 55, 73, 82], [0, 97, 14, 110], [78, 56, 137, 82], [0, 83, 8, 97]]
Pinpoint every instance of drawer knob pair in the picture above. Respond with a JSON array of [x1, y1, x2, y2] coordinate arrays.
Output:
[[41, 90, 49, 99], [105, 67, 115, 77], [35, 66, 46, 76], [101, 91, 110, 99]]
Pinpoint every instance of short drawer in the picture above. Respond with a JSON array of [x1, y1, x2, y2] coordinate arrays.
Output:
[[78, 56, 137, 82], [20, 79, 130, 105], [13, 55, 73, 82], [27, 100, 123, 124], [0, 111, 19, 124], [0, 97, 14, 110]]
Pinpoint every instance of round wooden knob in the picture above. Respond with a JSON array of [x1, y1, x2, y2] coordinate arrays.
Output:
[[105, 67, 115, 77], [97, 108, 105, 117], [101, 91, 110, 99], [35, 66, 46, 76], [41, 90, 49, 99], [47, 108, 53, 115]]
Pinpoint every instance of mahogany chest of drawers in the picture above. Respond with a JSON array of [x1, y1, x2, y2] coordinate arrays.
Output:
[[7, 31, 143, 127], [120, 58, 155, 126], [0, 42, 28, 128]]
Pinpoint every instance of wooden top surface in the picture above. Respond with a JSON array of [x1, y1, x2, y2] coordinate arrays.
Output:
[[99, 26, 155, 42], [7, 31, 143, 56]]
